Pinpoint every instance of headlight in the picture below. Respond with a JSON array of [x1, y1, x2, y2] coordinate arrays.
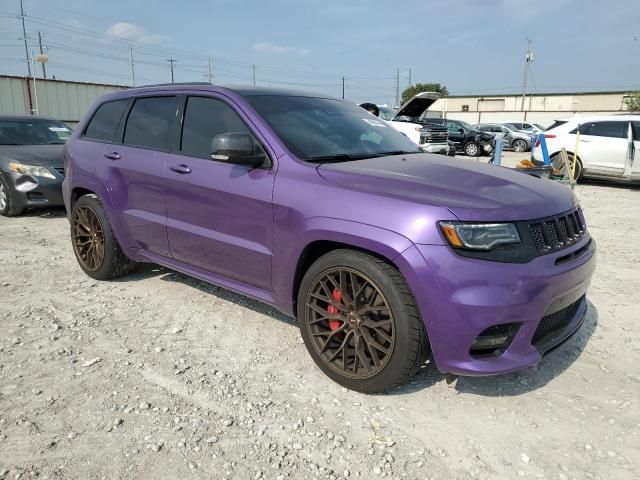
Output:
[[8, 162, 56, 179], [439, 222, 521, 250]]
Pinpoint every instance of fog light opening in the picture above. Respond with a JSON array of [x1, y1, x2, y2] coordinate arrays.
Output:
[[470, 323, 520, 357]]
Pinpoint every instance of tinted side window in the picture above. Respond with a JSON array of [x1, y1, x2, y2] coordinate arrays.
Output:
[[446, 121, 459, 133], [84, 100, 128, 142], [123, 96, 179, 150], [633, 121, 640, 140], [180, 96, 251, 158], [572, 121, 627, 139]]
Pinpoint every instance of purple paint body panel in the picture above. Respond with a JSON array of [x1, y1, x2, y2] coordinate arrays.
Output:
[[63, 84, 596, 377]]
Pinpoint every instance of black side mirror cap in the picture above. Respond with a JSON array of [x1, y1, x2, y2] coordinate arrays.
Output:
[[211, 133, 266, 168]]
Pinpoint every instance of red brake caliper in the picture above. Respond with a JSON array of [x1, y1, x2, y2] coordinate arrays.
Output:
[[327, 288, 342, 331]]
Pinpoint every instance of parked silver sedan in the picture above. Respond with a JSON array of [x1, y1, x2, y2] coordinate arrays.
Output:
[[474, 123, 534, 152]]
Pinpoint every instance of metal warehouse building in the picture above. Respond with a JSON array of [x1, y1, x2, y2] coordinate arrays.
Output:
[[430, 91, 632, 127], [0, 75, 125, 126]]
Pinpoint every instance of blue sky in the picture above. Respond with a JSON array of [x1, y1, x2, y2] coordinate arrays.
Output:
[[1, 0, 639, 104]]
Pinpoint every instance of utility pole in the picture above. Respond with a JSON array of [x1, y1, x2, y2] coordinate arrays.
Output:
[[207, 56, 214, 83], [167, 58, 176, 83], [395, 68, 400, 107], [19, 0, 31, 78], [521, 38, 534, 112], [37, 31, 46, 78], [408, 68, 412, 88], [252, 64, 256, 86], [341, 76, 345, 99], [129, 45, 135, 86]]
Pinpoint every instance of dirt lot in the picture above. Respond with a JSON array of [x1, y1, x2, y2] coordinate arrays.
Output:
[[1, 153, 639, 480]]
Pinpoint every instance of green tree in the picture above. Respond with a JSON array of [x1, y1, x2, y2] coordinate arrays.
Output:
[[624, 91, 640, 111], [401, 82, 449, 105]]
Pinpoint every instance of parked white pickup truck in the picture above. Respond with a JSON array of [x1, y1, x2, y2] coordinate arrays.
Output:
[[387, 92, 450, 154]]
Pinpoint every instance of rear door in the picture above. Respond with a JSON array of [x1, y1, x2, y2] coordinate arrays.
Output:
[[574, 121, 628, 176], [97, 95, 179, 257], [162, 94, 275, 290]]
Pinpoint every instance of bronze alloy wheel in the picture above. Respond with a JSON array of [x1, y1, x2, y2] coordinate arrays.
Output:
[[305, 267, 395, 379], [72, 205, 105, 272]]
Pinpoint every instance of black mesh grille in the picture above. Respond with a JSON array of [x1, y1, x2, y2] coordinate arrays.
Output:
[[529, 209, 585, 254], [532, 296, 584, 345]]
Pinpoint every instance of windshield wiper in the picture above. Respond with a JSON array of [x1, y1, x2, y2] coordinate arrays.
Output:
[[371, 150, 421, 157], [306, 153, 378, 163], [307, 151, 421, 163]]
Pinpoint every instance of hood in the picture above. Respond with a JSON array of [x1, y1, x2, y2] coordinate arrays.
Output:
[[0, 145, 64, 167], [317, 154, 577, 222], [392, 92, 441, 120]]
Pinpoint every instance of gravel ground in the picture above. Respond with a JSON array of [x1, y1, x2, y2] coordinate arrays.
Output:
[[1, 153, 639, 480]]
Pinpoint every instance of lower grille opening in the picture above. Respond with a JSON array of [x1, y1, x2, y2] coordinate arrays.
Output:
[[532, 296, 585, 346], [470, 322, 520, 357]]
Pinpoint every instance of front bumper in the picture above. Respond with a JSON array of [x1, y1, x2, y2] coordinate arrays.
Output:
[[420, 143, 450, 155], [401, 235, 596, 376], [1, 169, 65, 210]]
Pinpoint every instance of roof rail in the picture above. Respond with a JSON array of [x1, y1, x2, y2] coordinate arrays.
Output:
[[135, 82, 213, 88]]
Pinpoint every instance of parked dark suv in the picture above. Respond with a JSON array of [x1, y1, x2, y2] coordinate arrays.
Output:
[[63, 84, 596, 393], [425, 118, 495, 156]]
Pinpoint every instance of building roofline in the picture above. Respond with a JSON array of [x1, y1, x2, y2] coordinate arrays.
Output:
[[445, 90, 634, 99], [0, 74, 129, 89]]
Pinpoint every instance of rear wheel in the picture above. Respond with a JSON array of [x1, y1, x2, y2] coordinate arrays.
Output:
[[512, 139, 528, 153], [551, 152, 583, 181], [463, 141, 480, 157], [71, 194, 135, 280], [0, 176, 24, 217], [297, 249, 429, 393]]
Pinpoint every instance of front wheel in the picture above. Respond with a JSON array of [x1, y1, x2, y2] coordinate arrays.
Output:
[[512, 139, 528, 153], [297, 249, 429, 393], [463, 141, 480, 157], [71, 194, 135, 280], [0, 176, 24, 217]]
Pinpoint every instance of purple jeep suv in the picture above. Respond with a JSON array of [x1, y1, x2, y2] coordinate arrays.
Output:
[[63, 84, 596, 393]]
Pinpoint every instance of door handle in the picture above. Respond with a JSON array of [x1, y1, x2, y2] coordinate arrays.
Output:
[[169, 164, 192, 174], [104, 152, 121, 160]]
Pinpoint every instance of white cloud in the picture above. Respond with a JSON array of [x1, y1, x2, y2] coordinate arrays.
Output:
[[106, 22, 167, 45], [253, 42, 310, 56]]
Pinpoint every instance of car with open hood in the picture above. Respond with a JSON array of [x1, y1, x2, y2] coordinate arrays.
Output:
[[386, 92, 450, 155], [63, 84, 596, 393], [0, 115, 72, 216]]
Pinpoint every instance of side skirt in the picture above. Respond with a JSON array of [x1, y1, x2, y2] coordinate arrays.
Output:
[[139, 250, 290, 318]]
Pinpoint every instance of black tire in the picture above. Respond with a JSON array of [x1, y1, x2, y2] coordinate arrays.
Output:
[[297, 249, 430, 393], [463, 141, 480, 157], [512, 139, 528, 153], [551, 152, 583, 181], [71, 194, 135, 280], [0, 176, 24, 217]]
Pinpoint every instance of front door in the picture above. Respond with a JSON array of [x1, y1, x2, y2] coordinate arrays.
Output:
[[163, 95, 275, 290], [575, 120, 628, 177], [446, 120, 465, 147]]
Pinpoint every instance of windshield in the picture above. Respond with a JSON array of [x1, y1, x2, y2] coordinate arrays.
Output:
[[458, 120, 475, 130], [0, 119, 73, 145], [245, 95, 421, 162]]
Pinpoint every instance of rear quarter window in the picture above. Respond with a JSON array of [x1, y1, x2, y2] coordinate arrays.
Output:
[[84, 100, 129, 142]]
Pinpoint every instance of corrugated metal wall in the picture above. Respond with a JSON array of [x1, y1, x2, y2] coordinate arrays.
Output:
[[0, 75, 125, 125]]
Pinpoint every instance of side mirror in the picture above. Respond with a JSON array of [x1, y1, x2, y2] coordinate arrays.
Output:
[[458, 128, 464, 134], [211, 133, 266, 168]]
